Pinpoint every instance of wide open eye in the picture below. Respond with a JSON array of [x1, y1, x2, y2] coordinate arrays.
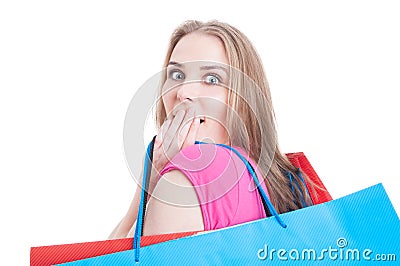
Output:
[[204, 74, 221, 85], [169, 70, 185, 81]]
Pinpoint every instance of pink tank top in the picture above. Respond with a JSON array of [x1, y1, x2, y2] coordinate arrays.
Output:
[[159, 143, 269, 231]]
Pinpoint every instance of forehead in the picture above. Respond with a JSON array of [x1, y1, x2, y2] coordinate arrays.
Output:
[[170, 32, 229, 65]]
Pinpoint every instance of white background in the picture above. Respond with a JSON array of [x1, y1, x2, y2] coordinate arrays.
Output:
[[1, 1, 399, 265]]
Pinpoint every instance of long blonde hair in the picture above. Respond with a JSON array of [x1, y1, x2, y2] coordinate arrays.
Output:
[[156, 20, 313, 213]]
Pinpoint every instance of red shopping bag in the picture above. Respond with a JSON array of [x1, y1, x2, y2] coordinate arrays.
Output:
[[286, 152, 332, 204], [30, 231, 199, 266], [30, 152, 331, 266]]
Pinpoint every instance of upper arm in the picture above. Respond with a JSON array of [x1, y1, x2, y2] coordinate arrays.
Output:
[[143, 170, 204, 236]]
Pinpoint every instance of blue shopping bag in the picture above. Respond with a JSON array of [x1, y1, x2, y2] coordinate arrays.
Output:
[[58, 142, 400, 265]]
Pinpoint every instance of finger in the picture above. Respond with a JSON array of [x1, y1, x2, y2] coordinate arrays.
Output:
[[177, 107, 195, 149], [182, 117, 200, 150], [162, 109, 185, 154], [155, 119, 171, 149], [164, 107, 194, 160]]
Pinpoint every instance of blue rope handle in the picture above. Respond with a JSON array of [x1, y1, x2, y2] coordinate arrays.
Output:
[[133, 139, 153, 262], [287, 169, 311, 207], [195, 141, 287, 228], [297, 169, 311, 204], [133, 140, 288, 262]]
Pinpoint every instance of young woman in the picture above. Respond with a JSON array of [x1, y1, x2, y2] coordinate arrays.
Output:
[[109, 20, 313, 239]]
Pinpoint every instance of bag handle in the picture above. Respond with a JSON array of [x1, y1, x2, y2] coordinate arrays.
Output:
[[195, 141, 287, 228], [133, 136, 156, 262], [133, 138, 286, 262]]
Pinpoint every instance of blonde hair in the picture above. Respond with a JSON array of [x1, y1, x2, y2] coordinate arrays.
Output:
[[156, 20, 313, 213]]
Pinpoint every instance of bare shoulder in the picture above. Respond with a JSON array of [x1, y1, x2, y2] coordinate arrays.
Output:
[[143, 170, 204, 236], [160, 169, 193, 186]]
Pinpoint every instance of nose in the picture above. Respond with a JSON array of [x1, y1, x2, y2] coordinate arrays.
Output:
[[176, 81, 199, 102]]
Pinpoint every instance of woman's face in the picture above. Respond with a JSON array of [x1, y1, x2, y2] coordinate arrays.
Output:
[[162, 32, 230, 144]]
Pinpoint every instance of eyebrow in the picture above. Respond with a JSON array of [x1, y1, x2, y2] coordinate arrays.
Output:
[[167, 61, 229, 75], [168, 61, 183, 67]]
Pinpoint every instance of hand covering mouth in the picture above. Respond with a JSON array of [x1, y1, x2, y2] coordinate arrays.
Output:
[[169, 105, 206, 124]]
